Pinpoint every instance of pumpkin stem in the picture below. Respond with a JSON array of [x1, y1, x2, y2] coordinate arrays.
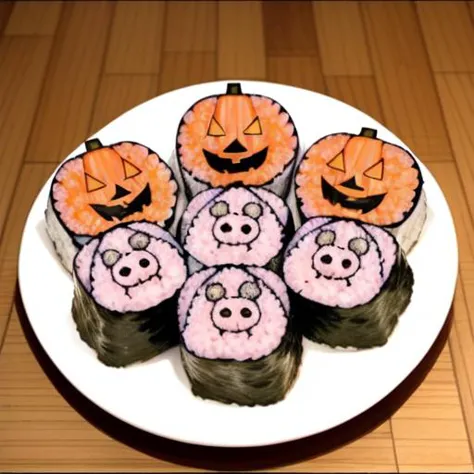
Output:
[[359, 128, 377, 139], [85, 138, 103, 151], [226, 83, 243, 95]]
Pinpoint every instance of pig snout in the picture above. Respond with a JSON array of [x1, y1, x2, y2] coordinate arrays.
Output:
[[213, 214, 260, 245], [211, 297, 261, 333], [312, 246, 360, 279], [111, 250, 159, 287]]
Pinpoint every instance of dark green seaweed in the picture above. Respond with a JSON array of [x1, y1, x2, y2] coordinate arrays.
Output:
[[72, 275, 179, 367]]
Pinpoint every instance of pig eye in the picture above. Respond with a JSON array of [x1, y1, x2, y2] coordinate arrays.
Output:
[[205, 283, 226, 302], [316, 230, 336, 246], [209, 201, 229, 218], [348, 237, 369, 256], [238, 281, 261, 300], [129, 232, 150, 250], [243, 202, 262, 219], [102, 249, 121, 267]]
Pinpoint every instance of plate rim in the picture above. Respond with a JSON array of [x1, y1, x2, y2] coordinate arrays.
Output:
[[17, 79, 459, 448]]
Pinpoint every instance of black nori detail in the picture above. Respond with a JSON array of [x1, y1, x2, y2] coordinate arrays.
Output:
[[180, 315, 302, 407], [72, 274, 180, 368], [289, 248, 414, 349], [202, 147, 268, 174], [90, 183, 152, 222], [321, 177, 386, 215]]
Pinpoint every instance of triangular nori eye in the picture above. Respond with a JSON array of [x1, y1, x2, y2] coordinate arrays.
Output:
[[207, 117, 226, 137], [327, 152, 345, 172], [85, 173, 107, 193], [364, 159, 384, 180], [243, 117, 262, 135], [122, 158, 142, 179]]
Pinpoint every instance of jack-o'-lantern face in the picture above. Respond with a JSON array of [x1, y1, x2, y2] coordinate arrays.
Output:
[[203, 88, 268, 174], [177, 83, 298, 189], [51, 139, 178, 237], [295, 128, 423, 227], [81, 139, 151, 222]]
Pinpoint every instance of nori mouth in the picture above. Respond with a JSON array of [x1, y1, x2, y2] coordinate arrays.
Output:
[[321, 177, 386, 214], [90, 183, 152, 222], [203, 147, 268, 174]]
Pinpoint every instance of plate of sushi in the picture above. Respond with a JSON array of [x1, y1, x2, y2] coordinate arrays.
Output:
[[18, 80, 458, 448]]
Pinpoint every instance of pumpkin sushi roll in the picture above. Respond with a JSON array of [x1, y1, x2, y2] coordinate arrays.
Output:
[[178, 266, 302, 407], [176, 82, 299, 199], [46, 138, 178, 274], [295, 128, 426, 254], [72, 221, 187, 367], [283, 217, 414, 349], [179, 186, 294, 274]]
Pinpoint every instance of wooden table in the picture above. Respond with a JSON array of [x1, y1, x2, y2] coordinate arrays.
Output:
[[1, 1, 473, 471]]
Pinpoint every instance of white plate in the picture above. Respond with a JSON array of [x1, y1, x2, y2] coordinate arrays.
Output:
[[18, 80, 458, 448]]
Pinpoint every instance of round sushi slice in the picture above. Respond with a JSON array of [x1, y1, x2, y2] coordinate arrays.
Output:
[[283, 217, 414, 349], [176, 82, 299, 199], [295, 128, 426, 254], [178, 266, 302, 406], [46, 138, 179, 274], [72, 221, 187, 367], [179, 185, 294, 274]]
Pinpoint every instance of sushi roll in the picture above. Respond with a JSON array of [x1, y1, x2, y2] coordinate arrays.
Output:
[[176, 82, 299, 199], [295, 127, 426, 254], [283, 217, 414, 349], [178, 266, 302, 406], [46, 138, 178, 274], [179, 186, 294, 274], [72, 221, 187, 367]]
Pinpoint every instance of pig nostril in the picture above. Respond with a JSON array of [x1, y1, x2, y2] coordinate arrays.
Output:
[[320, 254, 332, 264], [220, 223, 232, 233], [219, 308, 232, 318], [119, 266, 131, 277], [240, 308, 252, 318], [342, 259, 352, 269], [241, 224, 252, 235], [139, 258, 150, 268]]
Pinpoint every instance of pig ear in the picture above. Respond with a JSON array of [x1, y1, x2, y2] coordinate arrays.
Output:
[[206, 283, 226, 302], [129, 232, 150, 250], [248, 187, 288, 225], [74, 238, 100, 293], [361, 224, 398, 278], [243, 202, 263, 219], [209, 201, 229, 218], [101, 249, 121, 267], [239, 281, 261, 300], [315, 229, 336, 246], [348, 237, 369, 256]]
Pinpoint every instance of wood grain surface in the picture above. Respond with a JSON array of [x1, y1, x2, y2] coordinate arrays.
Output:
[[0, 1, 472, 471]]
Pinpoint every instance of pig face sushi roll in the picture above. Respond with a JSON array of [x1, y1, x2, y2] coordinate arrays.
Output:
[[295, 128, 426, 254], [176, 82, 299, 199], [179, 186, 294, 274], [72, 221, 187, 367], [178, 266, 302, 406], [46, 139, 178, 274], [283, 217, 414, 349]]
